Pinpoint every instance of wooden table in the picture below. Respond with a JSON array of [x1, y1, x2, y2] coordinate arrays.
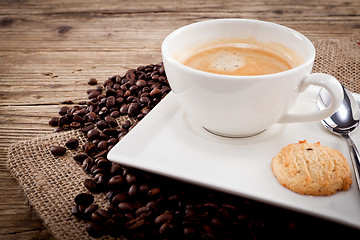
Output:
[[0, 0, 359, 239]]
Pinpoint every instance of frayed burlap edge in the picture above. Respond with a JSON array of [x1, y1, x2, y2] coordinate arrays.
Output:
[[6, 32, 360, 240]]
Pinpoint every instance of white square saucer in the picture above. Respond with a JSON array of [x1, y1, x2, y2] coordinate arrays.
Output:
[[108, 85, 360, 229]]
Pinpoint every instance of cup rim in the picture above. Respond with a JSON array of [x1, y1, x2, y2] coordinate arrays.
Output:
[[161, 18, 315, 79]]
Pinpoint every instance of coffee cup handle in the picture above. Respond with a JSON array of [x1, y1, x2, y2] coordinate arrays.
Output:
[[278, 73, 343, 123]]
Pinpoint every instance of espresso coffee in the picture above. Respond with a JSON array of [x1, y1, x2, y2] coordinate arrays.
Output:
[[182, 43, 294, 76]]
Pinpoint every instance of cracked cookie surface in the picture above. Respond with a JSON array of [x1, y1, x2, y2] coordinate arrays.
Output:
[[271, 140, 352, 196]]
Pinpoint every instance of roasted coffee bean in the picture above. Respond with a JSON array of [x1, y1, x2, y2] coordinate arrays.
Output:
[[96, 158, 111, 170], [148, 188, 161, 198], [104, 116, 117, 127], [108, 138, 118, 146], [58, 106, 69, 115], [183, 226, 196, 236], [150, 88, 161, 97], [91, 209, 110, 223], [126, 217, 145, 230], [71, 204, 82, 217], [73, 153, 87, 163], [111, 193, 128, 206], [87, 129, 100, 140], [110, 110, 120, 118], [155, 211, 173, 225], [84, 178, 100, 193], [128, 184, 138, 197], [86, 112, 97, 122], [159, 222, 175, 235], [121, 120, 131, 130], [108, 175, 124, 189], [126, 173, 137, 185], [94, 173, 107, 186], [97, 141, 108, 151], [136, 206, 152, 219], [88, 90, 101, 99], [86, 222, 105, 238], [96, 120, 108, 130], [65, 137, 79, 149], [84, 203, 99, 217], [70, 121, 81, 129], [50, 145, 66, 156], [119, 104, 129, 114], [100, 128, 117, 137], [48, 117, 59, 126], [110, 163, 122, 175], [118, 202, 134, 212], [127, 102, 139, 116], [81, 123, 95, 133], [136, 79, 147, 87], [73, 114, 85, 123], [82, 157, 94, 172], [74, 193, 94, 206], [83, 142, 96, 154], [88, 78, 98, 85]]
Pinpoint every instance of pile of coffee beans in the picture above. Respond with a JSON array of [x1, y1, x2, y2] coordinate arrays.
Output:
[[49, 63, 357, 239]]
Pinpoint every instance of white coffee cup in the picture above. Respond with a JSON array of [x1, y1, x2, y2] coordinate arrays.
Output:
[[161, 19, 343, 137]]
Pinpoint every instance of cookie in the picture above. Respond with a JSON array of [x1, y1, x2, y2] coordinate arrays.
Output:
[[271, 140, 352, 196]]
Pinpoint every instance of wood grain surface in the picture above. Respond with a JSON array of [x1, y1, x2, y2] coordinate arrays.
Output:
[[1, 0, 359, 239]]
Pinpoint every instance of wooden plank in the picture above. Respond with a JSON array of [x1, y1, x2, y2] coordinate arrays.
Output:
[[1, 0, 359, 239]]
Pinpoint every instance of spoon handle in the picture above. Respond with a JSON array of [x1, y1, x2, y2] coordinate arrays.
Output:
[[343, 134, 360, 192]]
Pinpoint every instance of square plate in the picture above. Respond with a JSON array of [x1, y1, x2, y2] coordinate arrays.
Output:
[[108, 86, 360, 229]]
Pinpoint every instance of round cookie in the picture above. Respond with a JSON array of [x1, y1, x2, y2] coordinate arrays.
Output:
[[271, 140, 352, 196]]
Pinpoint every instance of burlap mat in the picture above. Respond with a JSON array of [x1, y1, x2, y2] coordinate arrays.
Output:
[[6, 31, 360, 240]]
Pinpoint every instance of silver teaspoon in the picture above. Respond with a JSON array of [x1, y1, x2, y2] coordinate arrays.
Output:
[[317, 85, 360, 192]]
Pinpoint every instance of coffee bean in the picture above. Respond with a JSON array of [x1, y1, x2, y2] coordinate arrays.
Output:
[[136, 79, 147, 87], [112, 193, 128, 206], [159, 222, 174, 235], [65, 137, 79, 149], [83, 142, 96, 154], [84, 203, 99, 217], [126, 173, 137, 185], [73, 153, 87, 163], [108, 175, 124, 189], [128, 184, 138, 197], [104, 116, 117, 127], [110, 163, 122, 176], [50, 146, 66, 156], [88, 90, 101, 99], [71, 204, 82, 218], [74, 193, 94, 206], [87, 129, 100, 140], [58, 106, 69, 115], [94, 173, 107, 186], [136, 206, 152, 219], [91, 209, 110, 223], [73, 114, 85, 123], [82, 157, 94, 172], [127, 102, 139, 116], [118, 202, 134, 212], [88, 78, 98, 85], [148, 188, 161, 198], [48, 117, 59, 126], [183, 226, 196, 236], [126, 217, 145, 230], [150, 88, 161, 97], [86, 222, 105, 238], [84, 178, 100, 193], [97, 141, 108, 151], [155, 211, 173, 225], [110, 110, 120, 118]]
